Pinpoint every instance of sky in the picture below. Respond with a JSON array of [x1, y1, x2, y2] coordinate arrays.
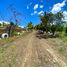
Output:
[[0, 0, 67, 27]]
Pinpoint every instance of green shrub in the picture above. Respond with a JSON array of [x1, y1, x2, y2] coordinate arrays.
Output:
[[51, 25, 57, 35], [65, 26, 67, 33]]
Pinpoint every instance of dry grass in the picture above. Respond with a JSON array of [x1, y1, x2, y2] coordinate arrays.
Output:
[[0, 31, 29, 46], [45, 38, 67, 64], [0, 31, 30, 67]]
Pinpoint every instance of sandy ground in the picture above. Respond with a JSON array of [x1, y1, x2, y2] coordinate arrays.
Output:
[[0, 31, 67, 67]]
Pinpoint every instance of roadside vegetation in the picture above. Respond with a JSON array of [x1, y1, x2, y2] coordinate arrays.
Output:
[[34, 11, 67, 62], [25, 11, 67, 61], [34, 12, 67, 39], [27, 21, 34, 31]]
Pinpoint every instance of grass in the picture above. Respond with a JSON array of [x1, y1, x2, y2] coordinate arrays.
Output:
[[61, 36, 67, 43], [0, 31, 30, 47], [58, 46, 66, 55], [46, 31, 67, 61], [9, 63, 12, 67], [0, 31, 31, 67], [58, 33, 67, 59]]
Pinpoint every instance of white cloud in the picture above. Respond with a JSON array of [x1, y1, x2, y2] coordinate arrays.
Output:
[[40, 5, 44, 8], [19, 25, 24, 28], [27, 2, 32, 9], [0, 21, 10, 24], [34, 11, 37, 14], [31, 11, 37, 16], [51, 0, 66, 14], [34, 4, 39, 10], [31, 10, 44, 16], [63, 11, 67, 22], [38, 11, 44, 15]]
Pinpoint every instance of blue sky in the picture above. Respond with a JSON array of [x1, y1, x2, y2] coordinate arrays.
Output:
[[0, 0, 67, 27]]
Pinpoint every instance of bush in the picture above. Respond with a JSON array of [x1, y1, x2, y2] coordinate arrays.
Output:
[[57, 25, 64, 32], [65, 26, 67, 36], [11, 31, 19, 36], [51, 25, 57, 35], [65, 27, 67, 33]]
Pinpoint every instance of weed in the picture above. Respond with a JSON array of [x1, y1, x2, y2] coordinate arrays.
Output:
[[9, 63, 12, 67]]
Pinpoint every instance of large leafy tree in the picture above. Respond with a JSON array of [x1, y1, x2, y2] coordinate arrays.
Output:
[[65, 26, 67, 33], [39, 12, 64, 35], [54, 12, 64, 24], [51, 25, 57, 35], [51, 12, 64, 35], [35, 23, 45, 32], [40, 12, 50, 33]]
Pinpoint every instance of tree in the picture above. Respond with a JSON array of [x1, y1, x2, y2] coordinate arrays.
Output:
[[40, 12, 50, 33], [65, 26, 67, 33], [51, 25, 57, 36], [6, 22, 15, 36], [7, 5, 22, 36], [0, 23, 1, 27], [27, 22, 33, 31], [54, 12, 64, 25], [56, 25, 64, 32], [8, 5, 22, 25], [35, 23, 46, 32], [40, 12, 64, 35]]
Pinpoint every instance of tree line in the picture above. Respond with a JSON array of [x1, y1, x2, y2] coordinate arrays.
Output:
[[27, 12, 67, 37]]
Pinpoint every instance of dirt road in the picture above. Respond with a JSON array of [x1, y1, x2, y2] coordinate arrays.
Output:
[[0, 31, 67, 67]]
